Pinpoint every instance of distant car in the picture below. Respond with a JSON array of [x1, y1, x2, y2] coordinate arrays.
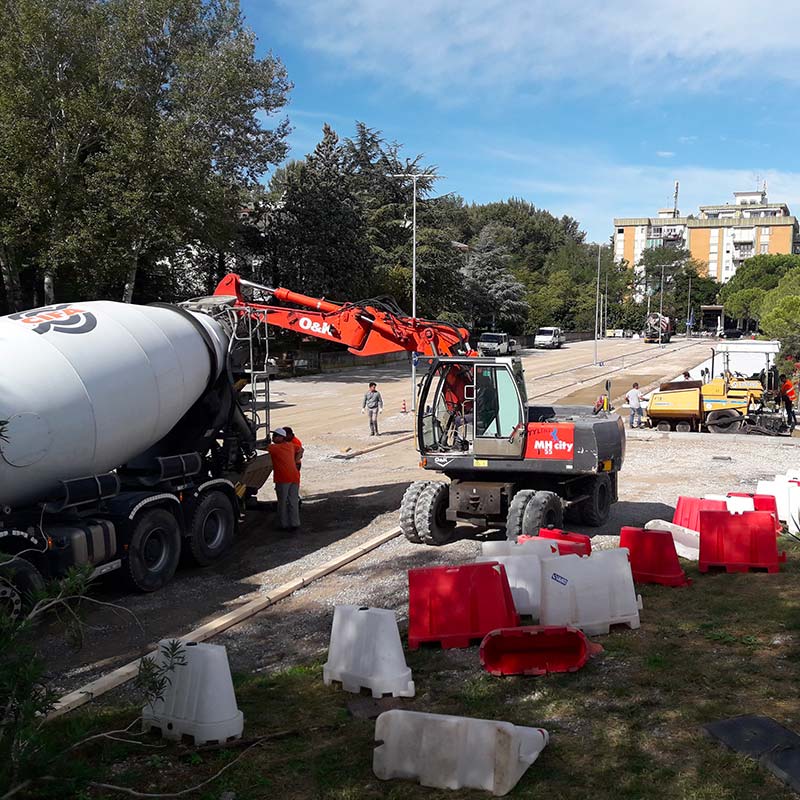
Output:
[[720, 329, 744, 339], [477, 332, 516, 356], [533, 327, 566, 349]]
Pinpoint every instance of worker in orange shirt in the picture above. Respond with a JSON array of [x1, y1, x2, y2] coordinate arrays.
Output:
[[779, 374, 797, 431], [267, 427, 301, 530]]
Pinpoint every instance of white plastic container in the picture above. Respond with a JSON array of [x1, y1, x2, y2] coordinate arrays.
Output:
[[373, 709, 549, 796], [645, 519, 699, 561], [323, 605, 414, 698], [141, 641, 243, 746], [539, 550, 642, 635], [476, 553, 542, 617]]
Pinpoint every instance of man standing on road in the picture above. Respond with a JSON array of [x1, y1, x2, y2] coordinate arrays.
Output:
[[267, 428, 300, 531], [362, 381, 384, 436], [626, 382, 644, 429], [779, 374, 797, 431]]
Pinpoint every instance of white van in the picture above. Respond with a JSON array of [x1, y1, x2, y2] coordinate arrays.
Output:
[[534, 327, 566, 349], [477, 332, 516, 356]]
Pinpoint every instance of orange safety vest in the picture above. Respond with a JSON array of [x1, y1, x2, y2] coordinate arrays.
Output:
[[782, 379, 797, 403]]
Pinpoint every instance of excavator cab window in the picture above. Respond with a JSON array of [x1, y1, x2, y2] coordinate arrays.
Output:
[[419, 362, 476, 453], [473, 364, 526, 459]]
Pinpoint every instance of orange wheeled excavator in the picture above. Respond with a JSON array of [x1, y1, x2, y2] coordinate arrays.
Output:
[[209, 274, 626, 544]]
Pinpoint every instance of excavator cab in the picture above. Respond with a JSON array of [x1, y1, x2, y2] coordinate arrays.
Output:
[[417, 357, 528, 460]]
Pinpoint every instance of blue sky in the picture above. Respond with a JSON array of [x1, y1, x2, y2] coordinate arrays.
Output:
[[243, 0, 800, 243]]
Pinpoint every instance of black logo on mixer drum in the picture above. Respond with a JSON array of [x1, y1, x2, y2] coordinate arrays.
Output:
[[9, 304, 97, 335]]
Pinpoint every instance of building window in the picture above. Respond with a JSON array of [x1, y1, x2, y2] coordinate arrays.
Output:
[[761, 243, 769, 254], [761, 227, 771, 235], [617, 228, 624, 234]]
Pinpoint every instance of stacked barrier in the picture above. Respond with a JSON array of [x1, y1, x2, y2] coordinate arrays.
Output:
[[619, 527, 691, 586], [698, 510, 786, 573]]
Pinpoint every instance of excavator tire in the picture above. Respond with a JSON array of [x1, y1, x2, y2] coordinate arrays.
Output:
[[575, 474, 612, 526], [522, 491, 565, 532], [505, 489, 537, 540], [706, 409, 743, 434], [400, 481, 432, 543], [415, 482, 457, 546]]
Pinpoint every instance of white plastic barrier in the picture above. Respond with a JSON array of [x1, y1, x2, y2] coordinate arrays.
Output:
[[645, 519, 699, 561], [476, 553, 542, 617], [725, 495, 755, 513], [539, 550, 642, 635], [788, 482, 800, 534], [323, 605, 414, 698], [373, 709, 549, 796], [481, 539, 560, 559], [757, 478, 790, 522], [142, 641, 243, 746]]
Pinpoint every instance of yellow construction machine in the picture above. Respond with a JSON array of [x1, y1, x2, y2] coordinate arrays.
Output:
[[646, 342, 789, 435]]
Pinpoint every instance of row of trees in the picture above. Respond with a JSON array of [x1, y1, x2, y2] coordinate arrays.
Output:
[[0, 0, 735, 339]]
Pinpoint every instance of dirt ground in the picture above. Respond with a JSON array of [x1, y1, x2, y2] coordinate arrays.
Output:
[[39, 336, 788, 700]]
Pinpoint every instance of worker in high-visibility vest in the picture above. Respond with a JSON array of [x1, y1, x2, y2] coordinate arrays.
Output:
[[779, 373, 797, 430]]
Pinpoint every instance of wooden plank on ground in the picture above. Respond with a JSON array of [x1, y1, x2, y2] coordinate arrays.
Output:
[[48, 525, 403, 719]]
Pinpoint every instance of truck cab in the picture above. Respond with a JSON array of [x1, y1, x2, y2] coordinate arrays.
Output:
[[534, 327, 565, 349]]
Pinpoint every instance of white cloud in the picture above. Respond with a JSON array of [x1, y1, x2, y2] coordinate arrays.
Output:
[[277, 0, 800, 97], [473, 141, 800, 242], [656, 151, 675, 158]]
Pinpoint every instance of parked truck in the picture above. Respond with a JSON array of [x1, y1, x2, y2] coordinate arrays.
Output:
[[477, 332, 516, 356], [533, 326, 565, 349], [644, 313, 673, 343]]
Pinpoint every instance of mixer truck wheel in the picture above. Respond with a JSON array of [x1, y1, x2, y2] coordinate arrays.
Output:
[[187, 491, 236, 566], [125, 508, 181, 592], [0, 557, 44, 619], [576, 474, 612, 526]]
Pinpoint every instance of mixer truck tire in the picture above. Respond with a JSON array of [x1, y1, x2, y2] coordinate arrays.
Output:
[[0, 557, 44, 619], [187, 491, 235, 566], [125, 508, 181, 592], [575, 474, 611, 526]]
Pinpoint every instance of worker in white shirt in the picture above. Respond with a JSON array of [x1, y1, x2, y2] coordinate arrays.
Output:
[[626, 382, 644, 429]]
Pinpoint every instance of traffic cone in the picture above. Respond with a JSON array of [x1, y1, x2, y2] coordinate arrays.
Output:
[[401, 399, 407, 413]]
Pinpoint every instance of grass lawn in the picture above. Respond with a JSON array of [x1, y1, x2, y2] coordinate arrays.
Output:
[[50, 537, 800, 800]]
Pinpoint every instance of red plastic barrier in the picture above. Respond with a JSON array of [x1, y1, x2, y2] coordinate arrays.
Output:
[[672, 496, 727, 532], [618, 527, 691, 587], [727, 493, 781, 533], [408, 562, 519, 650], [479, 625, 603, 676], [698, 510, 787, 574], [536, 527, 592, 556]]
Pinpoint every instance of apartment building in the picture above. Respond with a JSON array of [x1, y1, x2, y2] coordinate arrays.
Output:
[[613, 190, 799, 282]]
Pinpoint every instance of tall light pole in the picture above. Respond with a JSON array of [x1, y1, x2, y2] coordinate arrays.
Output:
[[390, 172, 434, 412], [594, 244, 601, 365], [686, 274, 692, 338], [658, 262, 666, 346]]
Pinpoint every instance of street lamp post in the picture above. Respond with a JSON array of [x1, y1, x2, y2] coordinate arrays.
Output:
[[594, 244, 601, 365], [658, 262, 666, 346], [390, 172, 431, 412]]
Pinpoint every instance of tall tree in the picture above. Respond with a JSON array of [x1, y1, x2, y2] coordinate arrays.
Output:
[[0, 0, 290, 309]]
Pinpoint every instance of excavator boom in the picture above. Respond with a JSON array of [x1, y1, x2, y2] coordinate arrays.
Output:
[[214, 273, 473, 357]]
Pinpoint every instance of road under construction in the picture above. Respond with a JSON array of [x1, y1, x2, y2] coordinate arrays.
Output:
[[35, 331, 799, 708]]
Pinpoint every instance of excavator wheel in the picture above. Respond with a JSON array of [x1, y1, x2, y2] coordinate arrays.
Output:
[[575, 474, 611, 526], [400, 481, 433, 543], [414, 482, 457, 546], [505, 489, 536, 540], [706, 409, 743, 434], [523, 491, 564, 533]]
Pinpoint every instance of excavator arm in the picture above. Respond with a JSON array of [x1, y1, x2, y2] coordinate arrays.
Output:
[[214, 274, 473, 358]]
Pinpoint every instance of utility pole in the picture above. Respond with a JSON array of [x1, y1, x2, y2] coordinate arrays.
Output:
[[390, 171, 435, 412], [603, 268, 609, 337], [594, 244, 601, 365], [686, 274, 692, 338], [658, 262, 666, 346]]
